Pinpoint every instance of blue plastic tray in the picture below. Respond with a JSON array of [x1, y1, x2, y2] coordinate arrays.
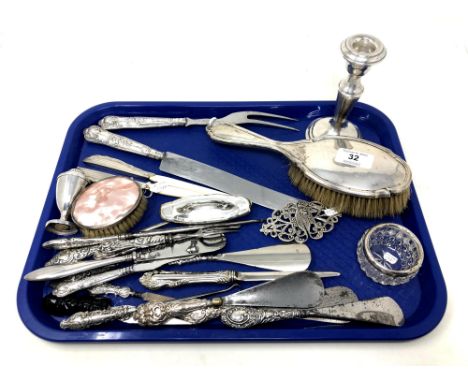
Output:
[[17, 101, 447, 341]]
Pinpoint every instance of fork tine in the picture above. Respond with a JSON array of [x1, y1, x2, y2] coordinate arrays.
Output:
[[221, 110, 299, 130], [245, 111, 297, 121], [246, 119, 300, 131]]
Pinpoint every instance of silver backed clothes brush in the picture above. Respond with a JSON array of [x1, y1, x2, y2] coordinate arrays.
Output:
[[83, 126, 304, 210], [206, 123, 412, 218], [98, 110, 298, 131]]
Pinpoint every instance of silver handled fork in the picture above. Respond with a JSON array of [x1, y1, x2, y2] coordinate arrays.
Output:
[[99, 110, 298, 131]]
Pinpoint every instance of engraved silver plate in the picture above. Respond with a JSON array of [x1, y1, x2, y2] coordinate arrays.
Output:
[[160, 194, 251, 224]]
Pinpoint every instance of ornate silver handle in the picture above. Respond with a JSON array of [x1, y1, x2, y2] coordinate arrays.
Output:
[[134, 298, 215, 326], [83, 125, 164, 160], [221, 306, 305, 328], [52, 266, 134, 297], [43, 234, 131, 250], [99, 116, 188, 130], [88, 283, 136, 298], [139, 270, 236, 290], [45, 236, 167, 265], [220, 297, 404, 328], [45, 247, 101, 266], [43, 232, 167, 253], [60, 305, 136, 330], [181, 307, 222, 324]]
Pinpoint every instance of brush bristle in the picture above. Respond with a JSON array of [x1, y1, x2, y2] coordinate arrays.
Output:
[[81, 197, 148, 238], [288, 165, 410, 218]]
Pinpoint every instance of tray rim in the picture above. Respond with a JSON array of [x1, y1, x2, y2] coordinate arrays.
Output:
[[17, 100, 447, 342]]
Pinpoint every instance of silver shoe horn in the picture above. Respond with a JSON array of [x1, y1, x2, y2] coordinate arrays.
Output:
[[306, 34, 386, 140]]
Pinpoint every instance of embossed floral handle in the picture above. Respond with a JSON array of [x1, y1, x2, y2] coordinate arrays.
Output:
[[139, 270, 237, 290], [52, 266, 135, 297], [60, 305, 136, 330], [220, 297, 405, 328], [88, 283, 136, 299], [134, 298, 218, 326], [181, 307, 222, 324], [84, 125, 164, 160], [45, 247, 101, 266], [99, 116, 188, 130], [221, 306, 304, 328]]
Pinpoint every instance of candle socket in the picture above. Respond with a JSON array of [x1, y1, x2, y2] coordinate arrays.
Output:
[[306, 34, 386, 140]]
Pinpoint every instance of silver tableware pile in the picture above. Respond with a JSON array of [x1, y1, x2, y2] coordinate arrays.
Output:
[[24, 34, 425, 332]]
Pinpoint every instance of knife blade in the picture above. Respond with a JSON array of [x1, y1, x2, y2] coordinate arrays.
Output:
[[78, 165, 220, 198], [83, 126, 303, 210]]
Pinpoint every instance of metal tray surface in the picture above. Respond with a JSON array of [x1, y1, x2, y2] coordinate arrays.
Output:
[[17, 101, 447, 341]]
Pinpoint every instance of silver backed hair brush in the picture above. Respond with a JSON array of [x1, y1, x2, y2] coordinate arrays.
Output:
[[206, 123, 411, 218]]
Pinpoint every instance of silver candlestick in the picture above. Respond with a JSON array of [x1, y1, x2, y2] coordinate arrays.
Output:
[[45, 168, 88, 236], [306, 34, 386, 140]]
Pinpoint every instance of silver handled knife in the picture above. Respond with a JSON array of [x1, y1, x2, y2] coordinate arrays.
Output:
[[83, 126, 303, 210], [78, 165, 221, 198]]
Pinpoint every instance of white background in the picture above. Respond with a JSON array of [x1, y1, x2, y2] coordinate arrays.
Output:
[[1, 0, 467, 377]]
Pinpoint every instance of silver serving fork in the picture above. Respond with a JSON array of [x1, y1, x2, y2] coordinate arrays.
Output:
[[99, 110, 298, 131]]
